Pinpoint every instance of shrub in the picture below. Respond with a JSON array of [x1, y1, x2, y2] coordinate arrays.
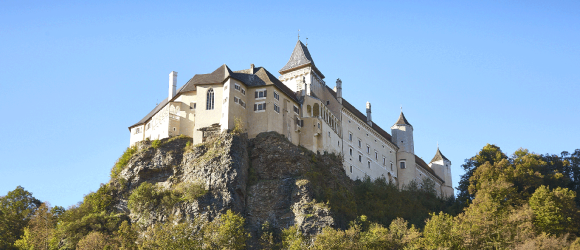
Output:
[[151, 139, 161, 149], [111, 146, 138, 179], [127, 182, 179, 215], [174, 182, 207, 202]]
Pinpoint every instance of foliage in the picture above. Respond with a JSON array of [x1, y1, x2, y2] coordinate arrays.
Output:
[[127, 182, 179, 216], [14, 203, 57, 250], [50, 184, 121, 249], [111, 145, 138, 179], [76, 231, 116, 250], [529, 185, 580, 236], [232, 117, 245, 134], [151, 139, 161, 149], [139, 210, 249, 250], [0, 186, 41, 250], [174, 182, 207, 202]]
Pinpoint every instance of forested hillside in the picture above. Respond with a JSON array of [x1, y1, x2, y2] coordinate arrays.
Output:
[[1, 131, 580, 249]]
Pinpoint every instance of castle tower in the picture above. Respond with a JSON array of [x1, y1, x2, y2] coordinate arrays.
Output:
[[391, 112, 416, 188], [429, 147, 454, 197], [278, 40, 325, 97]]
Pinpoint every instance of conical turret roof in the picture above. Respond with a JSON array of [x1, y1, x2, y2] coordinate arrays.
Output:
[[279, 40, 324, 78], [430, 147, 450, 163], [394, 112, 412, 126]]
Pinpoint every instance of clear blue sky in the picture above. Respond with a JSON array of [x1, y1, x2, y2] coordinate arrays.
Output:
[[1, 1, 579, 208]]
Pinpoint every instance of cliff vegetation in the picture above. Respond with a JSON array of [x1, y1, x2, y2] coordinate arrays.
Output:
[[2, 132, 580, 249]]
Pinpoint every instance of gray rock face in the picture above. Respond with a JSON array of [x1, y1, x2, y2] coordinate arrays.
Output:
[[113, 131, 336, 247]]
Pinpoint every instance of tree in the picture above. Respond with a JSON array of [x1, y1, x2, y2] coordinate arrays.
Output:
[[457, 144, 508, 207], [15, 203, 58, 250], [529, 185, 580, 236], [0, 186, 41, 250]]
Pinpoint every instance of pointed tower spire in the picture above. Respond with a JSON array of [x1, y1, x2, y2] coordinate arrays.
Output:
[[279, 40, 324, 79], [430, 147, 450, 163], [394, 111, 412, 127]]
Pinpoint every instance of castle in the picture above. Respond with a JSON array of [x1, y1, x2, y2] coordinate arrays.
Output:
[[128, 40, 454, 197]]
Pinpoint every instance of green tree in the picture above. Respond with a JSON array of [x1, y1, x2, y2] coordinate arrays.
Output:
[[529, 185, 580, 236], [457, 144, 508, 206], [0, 186, 41, 250], [421, 212, 461, 249]]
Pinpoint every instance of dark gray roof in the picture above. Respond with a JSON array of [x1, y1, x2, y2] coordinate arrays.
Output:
[[178, 64, 232, 93], [279, 40, 325, 79], [130, 98, 168, 129], [415, 155, 445, 183], [430, 147, 450, 163], [394, 112, 412, 126], [129, 65, 300, 129], [324, 85, 394, 143]]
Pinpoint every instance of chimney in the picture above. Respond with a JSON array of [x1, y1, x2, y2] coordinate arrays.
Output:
[[169, 71, 177, 100], [250, 64, 255, 74], [336, 78, 342, 104], [366, 102, 372, 126]]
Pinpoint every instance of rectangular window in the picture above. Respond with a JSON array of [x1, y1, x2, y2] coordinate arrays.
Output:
[[255, 89, 267, 99], [367, 146, 370, 154], [358, 140, 361, 148], [400, 162, 406, 169], [350, 165, 353, 173], [359, 155, 362, 162], [296, 118, 303, 127], [293, 105, 300, 114], [273, 91, 280, 101], [368, 161, 371, 168], [391, 162, 393, 171], [375, 152, 378, 160], [349, 133, 352, 141], [274, 104, 280, 113], [349, 148, 353, 156], [192, 103, 196, 109], [234, 96, 239, 103], [383, 157, 386, 165], [235, 84, 246, 95], [254, 102, 266, 112]]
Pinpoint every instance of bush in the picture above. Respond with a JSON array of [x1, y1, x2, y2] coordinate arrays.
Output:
[[111, 146, 138, 179], [151, 139, 161, 149], [127, 182, 179, 216], [174, 182, 207, 202]]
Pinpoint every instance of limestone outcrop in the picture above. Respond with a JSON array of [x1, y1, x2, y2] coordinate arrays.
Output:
[[110, 131, 347, 247]]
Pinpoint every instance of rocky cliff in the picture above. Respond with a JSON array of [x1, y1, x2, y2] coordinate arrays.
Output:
[[109, 131, 353, 247]]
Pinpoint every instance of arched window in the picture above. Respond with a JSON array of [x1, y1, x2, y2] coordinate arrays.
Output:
[[206, 88, 214, 110]]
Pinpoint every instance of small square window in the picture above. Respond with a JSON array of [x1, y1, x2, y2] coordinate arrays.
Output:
[[400, 162, 406, 169]]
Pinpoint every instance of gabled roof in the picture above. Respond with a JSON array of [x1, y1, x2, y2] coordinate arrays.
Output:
[[129, 65, 300, 129], [178, 64, 232, 93], [430, 147, 450, 163], [279, 40, 325, 79], [415, 155, 445, 183], [394, 112, 412, 127]]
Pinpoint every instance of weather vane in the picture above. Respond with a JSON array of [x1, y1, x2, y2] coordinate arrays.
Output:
[[298, 29, 300, 40]]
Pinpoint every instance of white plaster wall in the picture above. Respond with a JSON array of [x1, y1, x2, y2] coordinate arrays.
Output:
[[130, 125, 145, 146], [341, 110, 398, 181]]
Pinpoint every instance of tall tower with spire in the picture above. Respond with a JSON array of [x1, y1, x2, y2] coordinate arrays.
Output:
[[429, 147, 454, 197], [391, 111, 417, 188], [278, 39, 325, 96]]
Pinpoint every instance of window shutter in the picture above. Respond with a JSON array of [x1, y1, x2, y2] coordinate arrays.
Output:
[[263, 103, 266, 109], [254, 104, 257, 111], [264, 90, 267, 97], [255, 91, 258, 98]]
